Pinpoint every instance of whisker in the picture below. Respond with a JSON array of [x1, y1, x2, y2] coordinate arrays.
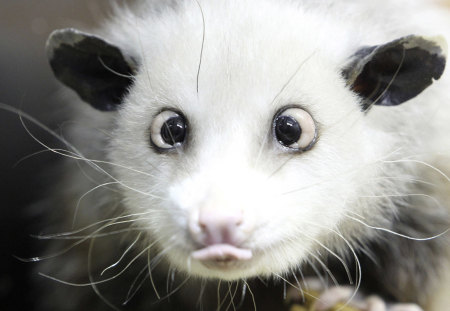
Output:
[[224, 282, 239, 311], [157, 276, 191, 301], [306, 251, 338, 287], [123, 264, 149, 306], [73, 181, 120, 228], [194, 0, 206, 95], [38, 242, 154, 286], [98, 55, 135, 79], [216, 280, 222, 311], [305, 222, 362, 311], [301, 233, 353, 285], [383, 159, 450, 182], [237, 282, 247, 309], [255, 52, 317, 169], [292, 272, 305, 302], [366, 46, 406, 109], [197, 279, 207, 309], [345, 214, 450, 241], [166, 267, 177, 297], [35, 210, 152, 239], [33, 227, 150, 240], [270, 51, 316, 108], [267, 154, 296, 179], [88, 234, 122, 311], [256, 276, 268, 287], [13, 148, 66, 167], [1, 103, 161, 197], [273, 272, 319, 301], [280, 146, 406, 196], [20, 218, 145, 262], [305, 258, 327, 289], [357, 192, 442, 208], [147, 247, 161, 299], [101, 233, 142, 276], [243, 280, 257, 311]]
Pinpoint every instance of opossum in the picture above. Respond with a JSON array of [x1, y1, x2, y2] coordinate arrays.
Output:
[[28, 0, 450, 310]]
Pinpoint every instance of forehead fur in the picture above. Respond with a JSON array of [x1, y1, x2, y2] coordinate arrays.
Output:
[[112, 0, 370, 131]]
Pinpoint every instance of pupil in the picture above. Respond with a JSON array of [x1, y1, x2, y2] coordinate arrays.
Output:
[[275, 115, 302, 146], [161, 116, 186, 145]]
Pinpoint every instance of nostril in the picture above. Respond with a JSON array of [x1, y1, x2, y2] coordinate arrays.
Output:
[[196, 210, 244, 246]]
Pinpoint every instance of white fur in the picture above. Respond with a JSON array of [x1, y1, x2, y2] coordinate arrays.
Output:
[[99, 0, 450, 279], [42, 0, 450, 309]]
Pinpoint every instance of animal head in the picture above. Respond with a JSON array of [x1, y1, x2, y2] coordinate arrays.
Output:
[[46, 2, 446, 280]]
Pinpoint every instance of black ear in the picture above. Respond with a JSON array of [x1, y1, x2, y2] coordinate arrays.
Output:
[[46, 28, 138, 111], [343, 35, 447, 110]]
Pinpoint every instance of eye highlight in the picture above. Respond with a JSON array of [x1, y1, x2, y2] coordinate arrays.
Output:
[[150, 110, 187, 150], [273, 107, 317, 151]]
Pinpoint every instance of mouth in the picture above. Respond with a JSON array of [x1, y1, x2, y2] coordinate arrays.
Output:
[[191, 244, 253, 269]]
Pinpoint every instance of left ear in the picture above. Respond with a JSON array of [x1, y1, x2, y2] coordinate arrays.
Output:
[[343, 35, 447, 110], [46, 28, 138, 111]]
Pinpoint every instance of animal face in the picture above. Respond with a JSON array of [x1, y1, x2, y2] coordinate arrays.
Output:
[[46, 1, 446, 281]]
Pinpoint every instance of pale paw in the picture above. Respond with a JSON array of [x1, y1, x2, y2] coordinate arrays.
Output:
[[286, 278, 423, 311], [387, 304, 423, 311], [314, 286, 424, 311]]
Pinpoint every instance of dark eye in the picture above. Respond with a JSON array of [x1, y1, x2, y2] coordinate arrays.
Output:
[[151, 110, 187, 149], [274, 107, 316, 150]]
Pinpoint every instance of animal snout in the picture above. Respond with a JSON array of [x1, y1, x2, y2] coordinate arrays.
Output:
[[191, 209, 245, 246]]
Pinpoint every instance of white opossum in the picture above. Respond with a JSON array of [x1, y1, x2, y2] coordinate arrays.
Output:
[[31, 0, 450, 310]]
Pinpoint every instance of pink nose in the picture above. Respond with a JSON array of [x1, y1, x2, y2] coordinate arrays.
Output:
[[195, 210, 244, 246]]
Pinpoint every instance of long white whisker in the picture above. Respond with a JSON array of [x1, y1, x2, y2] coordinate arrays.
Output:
[[98, 55, 135, 79], [73, 181, 120, 227], [102, 233, 142, 276], [305, 251, 339, 286], [216, 280, 222, 311], [305, 258, 326, 289], [123, 264, 149, 306], [292, 272, 306, 302], [4, 104, 160, 197], [224, 282, 239, 311], [157, 276, 191, 301], [305, 223, 362, 311], [39, 227, 151, 240], [88, 236, 122, 311], [384, 159, 450, 182], [194, 0, 206, 95], [20, 218, 145, 262], [147, 246, 161, 300], [35, 210, 152, 239], [366, 46, 406, 109], [38, 242, 154, 286], [345, 214, 450, 241], [301, 233, 353, 285], [242, 280, 257, 311]]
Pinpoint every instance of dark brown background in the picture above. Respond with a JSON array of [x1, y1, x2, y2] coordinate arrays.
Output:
[[0, 2, 112, 310]]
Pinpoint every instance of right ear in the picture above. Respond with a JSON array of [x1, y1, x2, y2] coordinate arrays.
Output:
[[46, 28, 138, 111], [343, 35, 447, 111]]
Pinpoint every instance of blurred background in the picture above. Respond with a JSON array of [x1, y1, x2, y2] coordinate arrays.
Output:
[[1, 1, 450, 310], [0, 1, 112, 310]]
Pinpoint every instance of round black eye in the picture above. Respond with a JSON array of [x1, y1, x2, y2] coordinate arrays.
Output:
[[275, 115, 302, 146], [273, 107, 316, 150], [161, 116, 186, 144], [151, 110, 187, 149]]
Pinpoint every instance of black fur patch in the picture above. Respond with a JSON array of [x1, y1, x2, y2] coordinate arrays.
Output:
[[344, 35, 447, 110], [47, 29, 137, 111]]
